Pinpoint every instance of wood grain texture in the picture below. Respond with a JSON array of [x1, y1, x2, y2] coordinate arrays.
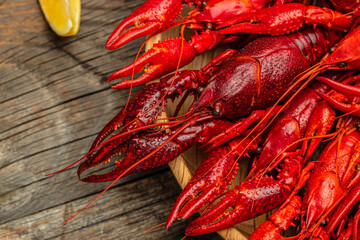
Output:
[[0, 1, 222, 239]]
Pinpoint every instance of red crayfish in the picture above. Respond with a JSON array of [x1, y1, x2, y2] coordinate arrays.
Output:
[[50, 0, 360, 238]]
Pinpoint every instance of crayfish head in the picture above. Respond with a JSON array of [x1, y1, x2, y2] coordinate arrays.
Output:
[[320, 26, 360, 71]]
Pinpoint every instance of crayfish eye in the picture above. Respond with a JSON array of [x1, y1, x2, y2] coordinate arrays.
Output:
[[256, 147, 262, 155], [320, 220, 327, 226], [213, 108, 221, 115], [213, 102, 222, 116], [200, 1, 208, 10], [338, 62, 347, 68], [328, 47, 335, 53]]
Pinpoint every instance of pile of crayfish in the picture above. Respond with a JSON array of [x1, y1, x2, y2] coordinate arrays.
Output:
[[54, 0, 360, 238]]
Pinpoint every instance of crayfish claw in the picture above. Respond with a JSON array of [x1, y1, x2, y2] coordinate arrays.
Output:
[[248, 195, 302, 240], [105, 0, 183, 50], [79, 124, 195, 183], [108, 37, 197, 89], [88, 109, 127, 151], [87, 83, 165, 161], [78, 162, 124, 182], [166, 146, 240, 229], [167, 137, 260, 230], [300, 100, 335, 162], [106, 21, 163, 50], [78, 143, 130, 182], [218, 3, 352, 36], [165, 183, 220, 230], [304, 172, 343, 231], [185, 156, 301, 236]]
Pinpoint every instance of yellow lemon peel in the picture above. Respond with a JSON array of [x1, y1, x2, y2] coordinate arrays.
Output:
[[39, 0, 81, 37]]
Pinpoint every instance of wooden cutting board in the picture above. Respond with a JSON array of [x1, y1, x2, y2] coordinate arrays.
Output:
[[146, 28, 268, 240]]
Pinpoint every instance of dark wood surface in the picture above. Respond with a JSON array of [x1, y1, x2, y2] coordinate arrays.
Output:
[[0, 1, 222, 239]]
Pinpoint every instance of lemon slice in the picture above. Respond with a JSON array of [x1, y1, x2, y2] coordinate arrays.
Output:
[[66, 0, 81, 36], [39, 0, 81, 37]]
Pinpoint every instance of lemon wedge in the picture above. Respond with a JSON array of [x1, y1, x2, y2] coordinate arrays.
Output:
[[39, 0, 81, 37]]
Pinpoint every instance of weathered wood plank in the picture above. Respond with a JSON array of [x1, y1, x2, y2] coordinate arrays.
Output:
[[1, 0, 148, 224], [0, 0, 222, 239], [0, 171, 220, 240]]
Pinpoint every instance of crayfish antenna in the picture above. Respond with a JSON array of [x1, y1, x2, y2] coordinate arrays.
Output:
[[122, 33, 152, 116], [326, 184, 360, 234], [317, 75, 360, 97], [144, 222, 166, 233], [45, 157, 85, 177]]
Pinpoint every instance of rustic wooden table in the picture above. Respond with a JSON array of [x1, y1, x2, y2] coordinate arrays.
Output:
[[0, 1, 222, 239]]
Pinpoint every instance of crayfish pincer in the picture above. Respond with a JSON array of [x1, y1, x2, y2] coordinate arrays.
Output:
[[78, 27, 341, 184]]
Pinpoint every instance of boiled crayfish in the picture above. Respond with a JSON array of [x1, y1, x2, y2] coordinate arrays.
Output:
[[51, 0, 360, 238], [79, 26, 341, 181]]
